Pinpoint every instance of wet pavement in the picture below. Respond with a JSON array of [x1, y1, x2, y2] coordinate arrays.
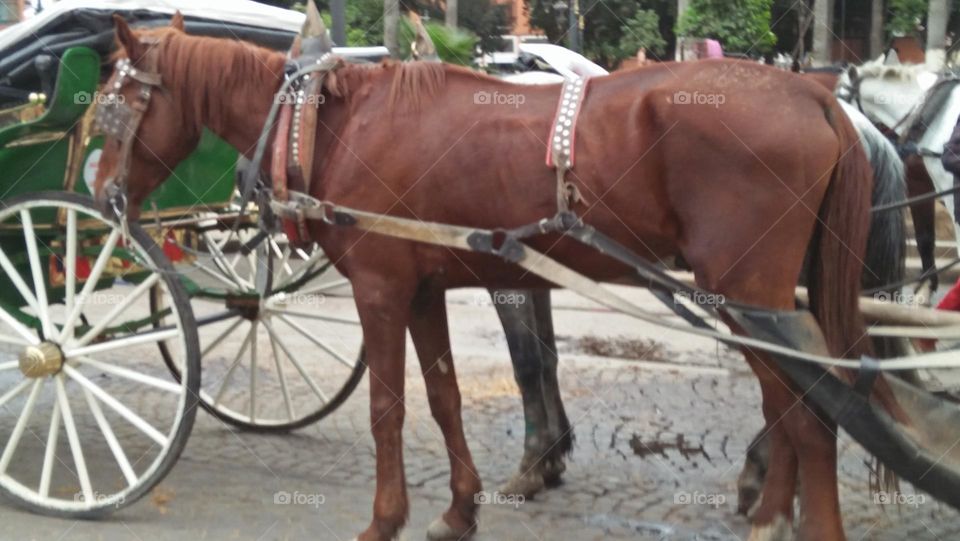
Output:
[[2, 287, 960, 540]]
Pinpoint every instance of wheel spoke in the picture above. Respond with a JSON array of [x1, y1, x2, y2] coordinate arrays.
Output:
[[201, 317, 245, 358], [20, 210, 54, 339], [62, 365, 168, 446], [213, 322, 257, 407], [55, 374, 93, 503], [249, 327, 257, 423], [277, 314, 356, 370], [64, 209, 77, 342], [263, 320, 328, 404], [59, 229, 121, 343], [265, 307, 359, 326], [0, 380, 32, 410], [272, 249, 328, 291], [268, 331, 295, 421], [0, 308, 38, 346], [73, 273, 161, 348], [190, 259, 245, 290], [0, 379, 43, 475], [0, 335, 28, 347], [82, 388, 138, 487], [203, 231, 250, 290], [66, 327, 180, 358], [0, 245, 40, 318], [302, 278, 351, 294], [0, 360, 20, 371], [74, 356, 182, 394], [38, 398, 61, 498]]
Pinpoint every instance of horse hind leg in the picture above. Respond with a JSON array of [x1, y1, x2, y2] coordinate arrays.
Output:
[[530, 288, 574, 486], [493, 288, 557, 498]]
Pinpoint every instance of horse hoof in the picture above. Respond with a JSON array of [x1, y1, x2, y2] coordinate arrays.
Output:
[[541, 459, 566, 487], [500, 470, 545, 498], [748, 515, 793, 541], [426, 516, 476, 541]]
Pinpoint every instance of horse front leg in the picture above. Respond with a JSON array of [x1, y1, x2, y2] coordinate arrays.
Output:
[[409, 286, 481, 540], [906, 155, 939, 293], [353, 274, 416, 541], [493, 288, 554, 498]]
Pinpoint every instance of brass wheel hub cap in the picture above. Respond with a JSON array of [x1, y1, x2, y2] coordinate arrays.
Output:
[[19, 341, 64, 378]]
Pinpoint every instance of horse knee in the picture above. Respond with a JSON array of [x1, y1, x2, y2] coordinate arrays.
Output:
[[370, 395, 404, 428]]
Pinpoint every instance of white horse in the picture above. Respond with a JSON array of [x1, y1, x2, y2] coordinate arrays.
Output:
[[838, 55, 959, 222]]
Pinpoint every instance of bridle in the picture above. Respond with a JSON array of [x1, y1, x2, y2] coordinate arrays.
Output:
[[93, 38, 164, 222]]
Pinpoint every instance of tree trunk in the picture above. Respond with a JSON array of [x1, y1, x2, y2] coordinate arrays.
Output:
[[869, 0, 883, 59], [446, 0, 458, 28], [927, 0, 949, 68], [384, 0, 400, 59], [676, 0, 690, 61], [812, 0, 835, 65], [331, 0, 346, 46]]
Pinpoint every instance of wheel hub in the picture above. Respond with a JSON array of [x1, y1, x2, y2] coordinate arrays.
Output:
[[226, 293, 261, 320], [19, 341, 65, 378]]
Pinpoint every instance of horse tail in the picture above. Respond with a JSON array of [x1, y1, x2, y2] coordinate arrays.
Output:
[[811, 102, 907, 494], [808, 102, 873, 361]]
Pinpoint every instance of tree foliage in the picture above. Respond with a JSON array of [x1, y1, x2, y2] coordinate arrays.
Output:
[[404, 0, 510, 53], [398, 19, 479, 65], [676, 0, 777, 54], [525, 0, 672, 69], [618, 10, 667, 58], [886, 0, 928, 37]]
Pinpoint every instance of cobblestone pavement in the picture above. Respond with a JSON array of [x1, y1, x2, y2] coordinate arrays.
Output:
[[2, 287, 960, 540]]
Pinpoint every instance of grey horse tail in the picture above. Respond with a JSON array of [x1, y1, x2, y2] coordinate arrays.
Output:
[[847, 103, 908, 358]]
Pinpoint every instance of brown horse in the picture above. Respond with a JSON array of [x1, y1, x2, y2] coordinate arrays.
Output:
[[96, 16, 888, 541]]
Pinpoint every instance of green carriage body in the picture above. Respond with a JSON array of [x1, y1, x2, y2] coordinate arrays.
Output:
[[0, 47, 238, 310]]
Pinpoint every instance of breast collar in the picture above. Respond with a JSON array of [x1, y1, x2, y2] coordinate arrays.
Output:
[[545, 76, 591, 212]]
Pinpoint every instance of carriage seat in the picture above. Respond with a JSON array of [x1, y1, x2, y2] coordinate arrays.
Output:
[[0, 47, 100, 149]]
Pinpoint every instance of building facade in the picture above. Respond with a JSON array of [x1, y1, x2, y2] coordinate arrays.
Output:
[[496, 0, 536, 36], [0, 0, 23, 28]]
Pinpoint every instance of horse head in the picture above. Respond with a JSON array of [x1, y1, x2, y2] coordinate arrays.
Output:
[[93, 13, 198, 218]]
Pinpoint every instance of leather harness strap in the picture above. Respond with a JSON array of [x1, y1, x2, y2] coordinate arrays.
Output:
[[94, 38, 164, 221], [546, 76, 591, 213]]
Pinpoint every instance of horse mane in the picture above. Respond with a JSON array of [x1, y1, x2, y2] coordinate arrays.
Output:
[[328, 61, 500, 112], [856, 56, 930, 82], [115, 28, 286, 131]]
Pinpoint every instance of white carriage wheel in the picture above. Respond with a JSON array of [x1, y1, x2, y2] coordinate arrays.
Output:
[[157, 225, 364, 432], [0, 192, 200, 518]]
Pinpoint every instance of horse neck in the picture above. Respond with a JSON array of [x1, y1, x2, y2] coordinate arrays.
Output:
[[162, 35, 286, 154]]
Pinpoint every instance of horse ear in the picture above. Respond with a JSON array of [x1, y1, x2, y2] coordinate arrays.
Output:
[[847, 65, 859, 82], [113, 15, 144, 60], [171, 11, 185, 32]]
